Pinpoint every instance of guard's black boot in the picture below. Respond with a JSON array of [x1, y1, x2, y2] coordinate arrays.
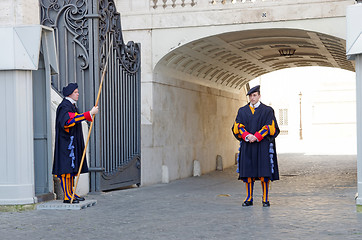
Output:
[[63, 199, 79, 204], [262, 201, 270, 207], [75, 196, 85, 201], [242, 201, 253, 206]]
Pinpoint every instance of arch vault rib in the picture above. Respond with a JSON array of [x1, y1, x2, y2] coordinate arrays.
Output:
[[156, 29, 355, 92]]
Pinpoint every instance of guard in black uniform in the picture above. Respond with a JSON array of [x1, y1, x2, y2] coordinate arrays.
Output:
[[232, 85, 279, 207], [52, 83, 99, 203]]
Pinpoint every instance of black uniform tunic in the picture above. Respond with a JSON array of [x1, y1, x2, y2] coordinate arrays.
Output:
[[52, 98, 89, 176], [232, 102, 280, 181]]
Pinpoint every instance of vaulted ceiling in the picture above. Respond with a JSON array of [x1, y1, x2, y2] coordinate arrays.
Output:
[[156, 29, 355, 91]]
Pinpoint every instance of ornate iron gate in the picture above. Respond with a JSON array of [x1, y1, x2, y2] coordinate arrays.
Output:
[[40, 0, 141, 191]]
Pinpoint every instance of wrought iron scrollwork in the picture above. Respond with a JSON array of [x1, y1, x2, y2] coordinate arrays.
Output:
[[40, 0, 141, 190], [121, 41, 141, 74], [40, 0, 90, 73], [99, 0, 140, 74]]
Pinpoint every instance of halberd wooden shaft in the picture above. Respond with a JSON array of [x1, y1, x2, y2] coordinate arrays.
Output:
[[70, 38, 113, 204]]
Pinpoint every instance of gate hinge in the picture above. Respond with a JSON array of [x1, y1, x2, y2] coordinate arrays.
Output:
[[85, 14, 101, 19], [88, 167, 104, 172]]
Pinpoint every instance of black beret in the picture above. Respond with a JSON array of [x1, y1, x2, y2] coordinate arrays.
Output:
[[62, 83, 78, 97], [247, 85, 260, 95]]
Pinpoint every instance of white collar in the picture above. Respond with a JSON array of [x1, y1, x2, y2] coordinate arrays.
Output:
[[65, 97, 76, 105], [250, 101, 261, 108]]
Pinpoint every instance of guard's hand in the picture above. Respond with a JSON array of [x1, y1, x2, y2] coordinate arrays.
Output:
[[248, 135, 257, 143], [90, 106, 99, 115]]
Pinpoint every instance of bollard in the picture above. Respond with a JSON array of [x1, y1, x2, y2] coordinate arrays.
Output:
[[193, 160, 201, 177], [162, 165, 169, 183], [216, 155, 223, 171]]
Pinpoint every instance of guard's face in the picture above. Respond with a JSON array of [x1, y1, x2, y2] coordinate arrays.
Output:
[[69, 89, 79, 101], [249, 92, 260, 105]]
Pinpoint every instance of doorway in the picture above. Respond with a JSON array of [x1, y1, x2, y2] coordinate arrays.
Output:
[[33, 52, 54, 202]]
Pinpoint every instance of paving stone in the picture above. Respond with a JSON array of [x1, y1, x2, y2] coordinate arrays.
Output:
[[0, 154, 362, 240]]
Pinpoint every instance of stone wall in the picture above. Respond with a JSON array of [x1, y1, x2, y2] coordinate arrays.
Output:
[[0, 0, 39, 25], [141, 70, 246, 185]]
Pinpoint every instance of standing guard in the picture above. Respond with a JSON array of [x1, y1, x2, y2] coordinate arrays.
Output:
[[232, 85, 280, 207], [52, 83, 99, 203]]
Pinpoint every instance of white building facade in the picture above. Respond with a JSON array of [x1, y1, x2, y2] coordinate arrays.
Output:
[[2, 0, 362, 209]]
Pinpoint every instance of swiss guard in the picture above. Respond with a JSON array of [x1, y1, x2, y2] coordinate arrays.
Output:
[[52, 83, 99, 203], [232, 85, 280, 207]]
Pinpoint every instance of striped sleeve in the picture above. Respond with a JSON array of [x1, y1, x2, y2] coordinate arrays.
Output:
[[232, 122, 250, 141], [254, 120, 276, 141], [64, 111, 92, 129]]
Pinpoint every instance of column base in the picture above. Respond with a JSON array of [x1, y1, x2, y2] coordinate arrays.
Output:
[[0, 184, 35, 205]]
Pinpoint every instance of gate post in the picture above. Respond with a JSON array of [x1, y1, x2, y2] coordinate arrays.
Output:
[[346, 1, 362, 211], [88, 0, 102, 193], [40, 0, 141, 192], [0, 26, 58, 205], [355, 55, 362, 210]]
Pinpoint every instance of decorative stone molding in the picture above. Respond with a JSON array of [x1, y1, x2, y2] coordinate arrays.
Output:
[[151, 0, 197, 9]]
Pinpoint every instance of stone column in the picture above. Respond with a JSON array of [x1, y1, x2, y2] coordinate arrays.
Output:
[[356, 55, 362, 209], [0, 0, 40, 205], [346, 2, 362, 210], [0, 70, 36, 205], [0, 25, 58, 205]]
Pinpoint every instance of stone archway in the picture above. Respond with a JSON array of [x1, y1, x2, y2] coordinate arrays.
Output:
[[147, 28, 354, 184], [155, 28, 354, 92]]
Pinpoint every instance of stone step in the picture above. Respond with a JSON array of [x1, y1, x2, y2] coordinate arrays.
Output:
[[36, 200, 97, 210]]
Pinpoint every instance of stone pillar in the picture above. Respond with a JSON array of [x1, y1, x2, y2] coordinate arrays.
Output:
[[356, 55, 362, 208], [346, 2, 362, 210], [0, 0, 40, 205], [0, 71, 36, 204], [0, 25, 58, 205]]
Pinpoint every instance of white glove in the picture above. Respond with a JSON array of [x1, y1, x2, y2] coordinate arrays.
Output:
[[90, 106, 99, 115]]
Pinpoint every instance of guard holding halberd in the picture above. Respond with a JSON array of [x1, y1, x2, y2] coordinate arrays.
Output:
[[52, 83, 99, 203]]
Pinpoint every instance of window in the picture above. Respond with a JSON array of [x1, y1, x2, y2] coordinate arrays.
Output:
[[279, 109, 288, 126]]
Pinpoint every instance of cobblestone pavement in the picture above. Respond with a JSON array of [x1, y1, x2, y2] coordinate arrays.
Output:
[[1, 154, 362, 240]]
